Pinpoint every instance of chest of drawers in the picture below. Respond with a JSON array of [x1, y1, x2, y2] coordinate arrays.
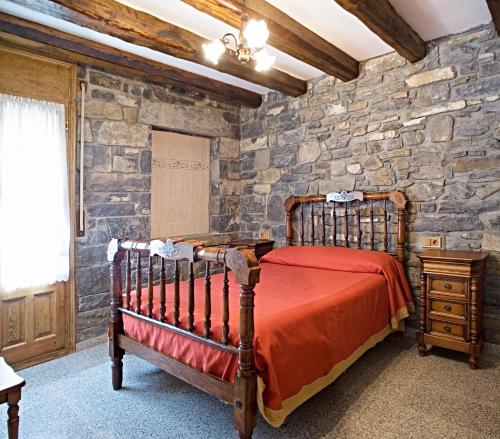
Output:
[[416, 250, 489, 369]]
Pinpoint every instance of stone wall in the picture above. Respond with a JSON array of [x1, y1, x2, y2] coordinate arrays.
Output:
[[239, 24, 500, 344], [75, 66, 241, 341]]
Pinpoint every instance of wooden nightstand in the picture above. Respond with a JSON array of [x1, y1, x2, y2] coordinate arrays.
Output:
[[416, 250, 489, 369], [229, 239, 275, 260]]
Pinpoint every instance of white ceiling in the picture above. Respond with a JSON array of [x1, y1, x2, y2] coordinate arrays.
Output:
[[0, 0, 494, 95]]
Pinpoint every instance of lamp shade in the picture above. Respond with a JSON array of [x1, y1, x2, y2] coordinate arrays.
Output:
[[254, 47, 275, 72], [202, 38, 225, 64], [243, 19, 269, 49]]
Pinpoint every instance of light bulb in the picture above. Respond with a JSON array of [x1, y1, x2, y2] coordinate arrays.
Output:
[[202, 39, 225, 64], [254, 47, 275, 72], [243, 19, 269, 49]]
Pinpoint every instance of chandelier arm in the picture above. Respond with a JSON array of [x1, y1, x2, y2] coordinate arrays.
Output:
[[222, 32, 238, 49]]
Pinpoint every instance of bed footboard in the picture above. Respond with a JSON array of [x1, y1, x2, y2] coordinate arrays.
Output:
[[107, 237, 261, 438]]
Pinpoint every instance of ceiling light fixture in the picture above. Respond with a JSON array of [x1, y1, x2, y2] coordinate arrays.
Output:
[[202, 0, 275, 72]]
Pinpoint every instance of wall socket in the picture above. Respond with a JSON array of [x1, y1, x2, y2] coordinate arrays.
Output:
[[259, 231, 271, 240], [421, 236, 442, 249]]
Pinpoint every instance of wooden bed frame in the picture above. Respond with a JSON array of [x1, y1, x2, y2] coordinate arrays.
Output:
[[107, 190, 407, 438]]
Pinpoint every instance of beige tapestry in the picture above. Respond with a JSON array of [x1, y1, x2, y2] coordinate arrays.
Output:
[[151, 130, 210, 238]]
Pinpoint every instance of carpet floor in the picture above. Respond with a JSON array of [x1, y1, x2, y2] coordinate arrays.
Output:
[[1, 334, 499, 438]]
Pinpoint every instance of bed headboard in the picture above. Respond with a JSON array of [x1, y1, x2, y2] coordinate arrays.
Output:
[[284, 191, 407, 264]]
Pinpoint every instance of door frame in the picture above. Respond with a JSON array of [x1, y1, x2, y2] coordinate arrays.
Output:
[[0, 45, 76, 369]]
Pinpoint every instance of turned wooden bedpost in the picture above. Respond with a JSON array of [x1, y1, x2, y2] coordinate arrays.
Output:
[[225, 249, 261, 439], [107, 238, 126, 390], [390, 191, 407, 264], [285, 196, 296, 246]]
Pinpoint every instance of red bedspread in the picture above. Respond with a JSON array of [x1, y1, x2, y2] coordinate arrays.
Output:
[[123, 246, 413, 426]]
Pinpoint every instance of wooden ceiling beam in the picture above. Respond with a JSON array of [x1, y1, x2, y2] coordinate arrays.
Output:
[[335, 0, 426, 63], [181, 0, 359, 81], [0, 13, 262, 107], [10, 0, 307, 96], [486, 0, 500, 35]]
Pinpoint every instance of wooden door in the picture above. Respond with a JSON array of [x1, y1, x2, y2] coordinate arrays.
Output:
[[0, 46, 75, 369], [151, 130, 210, 238]]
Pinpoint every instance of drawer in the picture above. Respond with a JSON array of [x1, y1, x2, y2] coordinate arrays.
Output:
[[429, 299, 466, 320], [430, 277, 466, 297], [430, 320, 465, 340]]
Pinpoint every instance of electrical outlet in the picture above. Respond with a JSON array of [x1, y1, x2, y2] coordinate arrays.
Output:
[[259, 231, 271, 240], [421, 236, 442, 249]]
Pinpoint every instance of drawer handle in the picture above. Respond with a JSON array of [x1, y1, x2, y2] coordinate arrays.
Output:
[[444, 305, 452, 312], [444, 326, 451, 333], [444, 283, 452, 290]]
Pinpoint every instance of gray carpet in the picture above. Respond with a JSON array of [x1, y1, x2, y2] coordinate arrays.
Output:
[[1, 335, 499, 439]]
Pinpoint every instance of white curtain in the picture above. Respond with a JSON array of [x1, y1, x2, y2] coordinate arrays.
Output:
[[0, 93, 70, 292]]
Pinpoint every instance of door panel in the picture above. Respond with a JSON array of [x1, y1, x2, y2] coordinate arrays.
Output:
[[1, 283, 67, 366], [0, 45, 75, 369]]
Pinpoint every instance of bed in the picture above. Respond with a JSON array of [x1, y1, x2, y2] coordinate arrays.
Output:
[[107, 190, 413, 438]]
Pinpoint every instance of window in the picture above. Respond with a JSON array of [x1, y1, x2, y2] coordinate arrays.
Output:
[[0, 93, 70, 291], [151, 130, 210, 238]]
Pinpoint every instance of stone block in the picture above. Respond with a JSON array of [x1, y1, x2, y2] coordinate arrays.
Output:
[[220, 138, 240, 158], [254, 149, 271, 170], [318, 177, 355, 193], [89, 71, 121, 90], [401, 130, 425, 146], [412, 166, 445, 179], [77, 307, 110, 331], [447, 182, 475, 199], [406, 67, 455, 87], [406, 182, 444, 201], [253, 184, 271, 194], [78, 292, 110, 312], [86, 202, 136, 217], [271, 153, 296, 168], [76, 264, 110, 296], [324, 103, 347, 116], [331, 162, 347, 177], [261, 168, 281, 184], [455, 76, 500, 99], [84, 145, 111, 172], [309, 91, 340, 106], [368, 167, 393, 186], [430, 114, 454, 141], [298, 140, 321, 164], [352, 125, 367, 137], [477, 182, 500, 199], [85, 173, 150, 192], [455, 123, 489, 137], [362, 156, 383, 170], [453, 157, 500, 173], [413, 215, 481, 232], [267, 195, 285, 222], [241, 136, 267, 152], [139, 101, 235, 138], [277, 127, 305, 146], [347, 163, 362, 175], [112, 155, 138, 173], [482, 232, 500, 252], [105, 216, 150, 240], [409, 100, 466, 118], [85, 100, 123, 120], [123, 106, 139, 122], [481, 211, 500, 230], [364, 52, 406, 73], [95, 120, 150, 147], [76, 244, 107, 268]]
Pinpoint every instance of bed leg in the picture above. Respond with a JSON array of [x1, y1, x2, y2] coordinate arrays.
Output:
[[233, 281, 258, 439], [110, 346, 124, 390], [108, 239, 125, 391], [233, 374, 256, 439]]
